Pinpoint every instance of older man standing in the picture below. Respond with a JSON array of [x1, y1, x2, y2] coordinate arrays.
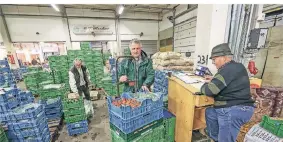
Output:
[[200, 43, 255, 142], [69, 58, 91, 100], [118, 39, 155, 93]]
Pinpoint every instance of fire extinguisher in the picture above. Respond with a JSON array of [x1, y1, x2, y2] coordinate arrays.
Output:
[[7, 54, 15, 64], [248, 60, 258, 75]]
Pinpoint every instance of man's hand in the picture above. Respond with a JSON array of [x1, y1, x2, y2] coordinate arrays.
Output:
[[141, 85, 149, 92], [204, 75, 213, 83], [119, 75, 128, 82]]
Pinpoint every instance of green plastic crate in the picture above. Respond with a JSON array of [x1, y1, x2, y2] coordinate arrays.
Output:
[[0, 133, 8, 142], [111, 125, 165, 142], [110, 119, 163, 141], [64, 107, 85, 116], [260, 115, 283, 138], [62, 97, 84, 109], [64, 114, 87, 123]]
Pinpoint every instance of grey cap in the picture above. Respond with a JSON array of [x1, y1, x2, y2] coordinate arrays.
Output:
[[210, 43, 233, 59]]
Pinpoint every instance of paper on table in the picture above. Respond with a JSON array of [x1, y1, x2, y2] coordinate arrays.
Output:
[[191, 82, 205, 91]]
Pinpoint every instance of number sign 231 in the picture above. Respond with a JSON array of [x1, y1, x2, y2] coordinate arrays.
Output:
[[197, 55, 208, 65]]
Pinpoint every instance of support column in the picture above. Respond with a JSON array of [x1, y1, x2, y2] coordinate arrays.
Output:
[[0, 6, 19, 69], [60, 5, 72, 51], [194, 4, 230, 74]]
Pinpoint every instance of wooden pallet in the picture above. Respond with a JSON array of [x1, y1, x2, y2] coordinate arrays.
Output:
[[48, 118, 63, 142]]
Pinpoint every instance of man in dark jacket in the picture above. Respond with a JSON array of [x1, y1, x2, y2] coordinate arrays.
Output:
[[69, 58, 91, 100], [118, 39, 155, 93], [200, 43, 255, 142]]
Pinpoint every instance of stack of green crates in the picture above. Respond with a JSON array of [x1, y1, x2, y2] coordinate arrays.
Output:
[[38, 71, 53, 85], [52, 70, 62, 84], [39, 84, 68, 100], [23, 72, 40, 94], [92, 50, 104, 88], [0, 127, 8, 142], [49, 55, 70, 88], [101, 75, 124, 96], [110, 119, 165, 142], [63, 96, 87, 123], [27, 66, 42, 72], [163, 109, 176, 142]]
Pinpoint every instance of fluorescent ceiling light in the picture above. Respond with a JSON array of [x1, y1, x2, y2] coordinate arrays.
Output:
[[118, 5, 124, 15], [51, 4, 60, 12]]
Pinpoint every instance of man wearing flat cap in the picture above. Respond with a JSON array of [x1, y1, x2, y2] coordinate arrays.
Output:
[[200, 43, 255, 142]]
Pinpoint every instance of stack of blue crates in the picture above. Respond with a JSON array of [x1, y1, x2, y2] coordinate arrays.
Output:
[[17, 91, 34, 106], [11, 69, 23, 82], [39, 97, 63, 121], [66, 120, 88, 136], [0, 88, 20, 126], [5, 103, 50, 142], [153, 71, 169, 96], [0, 59, 15, 87]]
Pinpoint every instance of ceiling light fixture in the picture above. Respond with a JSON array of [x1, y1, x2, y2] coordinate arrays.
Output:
[[118, 5, 124, 15], [51, 4, 60, 12]]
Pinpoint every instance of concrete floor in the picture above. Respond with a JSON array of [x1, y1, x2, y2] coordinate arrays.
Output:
[[56, 99, 111, 142]]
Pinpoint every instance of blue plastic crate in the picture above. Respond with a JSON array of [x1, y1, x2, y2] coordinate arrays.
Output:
[[7, 112, 46, 130], [8, 134, 50, 142], [0, 60, 9, 66], [107, 92, 163, 121], [9, 103, 44, 121], [0, 88, 18, 102], [0, 67, 11, 73], [46, 112, 62, 120], [66, 120, 88, 130], [38, 97, 62, 109], [7, 127, 50, 141], [11, 121, 48, 138], [45, 107, 62, 115], [0, 99, 20, 112], [67, 126, 88, 136], [109, 108, 163, 134]]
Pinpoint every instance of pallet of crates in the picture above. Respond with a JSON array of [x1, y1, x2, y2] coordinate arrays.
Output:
[[39, 84, 67, 100], [110, 118, 165, 142], [0, 126, 8, 142], [6, 103, 50, 142], [107, 91, 164, 135], [163, 109, 176, 142], [63, 95, 88, 136]]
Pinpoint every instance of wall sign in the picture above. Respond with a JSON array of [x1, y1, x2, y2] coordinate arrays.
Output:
[[73, 25, 114, 35], [197, 55, 209, 65]]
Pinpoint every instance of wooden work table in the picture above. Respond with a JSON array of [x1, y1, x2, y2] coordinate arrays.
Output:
[[168, 76, 214, 142]]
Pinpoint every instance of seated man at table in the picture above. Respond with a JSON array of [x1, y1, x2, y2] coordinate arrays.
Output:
[[200, 43, 255, 142]]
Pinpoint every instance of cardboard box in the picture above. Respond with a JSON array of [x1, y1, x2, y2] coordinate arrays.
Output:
[[250, 78, 262, 88]]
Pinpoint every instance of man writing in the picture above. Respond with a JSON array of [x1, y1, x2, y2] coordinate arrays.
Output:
[[200, 43, 255, 142], [118, 39, 155, 93], [69, 58, 91, 100]]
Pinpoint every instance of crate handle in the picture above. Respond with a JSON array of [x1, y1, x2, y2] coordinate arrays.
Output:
[[143, 112, 151, 117], [25, 107, 35, 112]]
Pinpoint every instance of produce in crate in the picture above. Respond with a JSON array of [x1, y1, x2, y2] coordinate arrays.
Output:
[[111, 98, 141, 108]]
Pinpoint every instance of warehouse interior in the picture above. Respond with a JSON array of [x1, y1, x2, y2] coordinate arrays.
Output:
[[0, 4, 283, 142]]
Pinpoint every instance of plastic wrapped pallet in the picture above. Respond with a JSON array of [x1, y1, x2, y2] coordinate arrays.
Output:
[[244, 124, 283, 142]]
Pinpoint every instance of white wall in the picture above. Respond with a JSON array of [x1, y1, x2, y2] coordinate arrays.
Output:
[[194, 4, 229, 74], [159, 12, 173, 32], [5, 16, 66, 42], [120, 20, 158, 40], [68, 18, 116, 41]]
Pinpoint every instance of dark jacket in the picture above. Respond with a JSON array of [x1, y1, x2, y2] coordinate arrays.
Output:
[[118, 50, 154, 92], [70, 65, 89, 88], [200, 60, 254, 108]]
